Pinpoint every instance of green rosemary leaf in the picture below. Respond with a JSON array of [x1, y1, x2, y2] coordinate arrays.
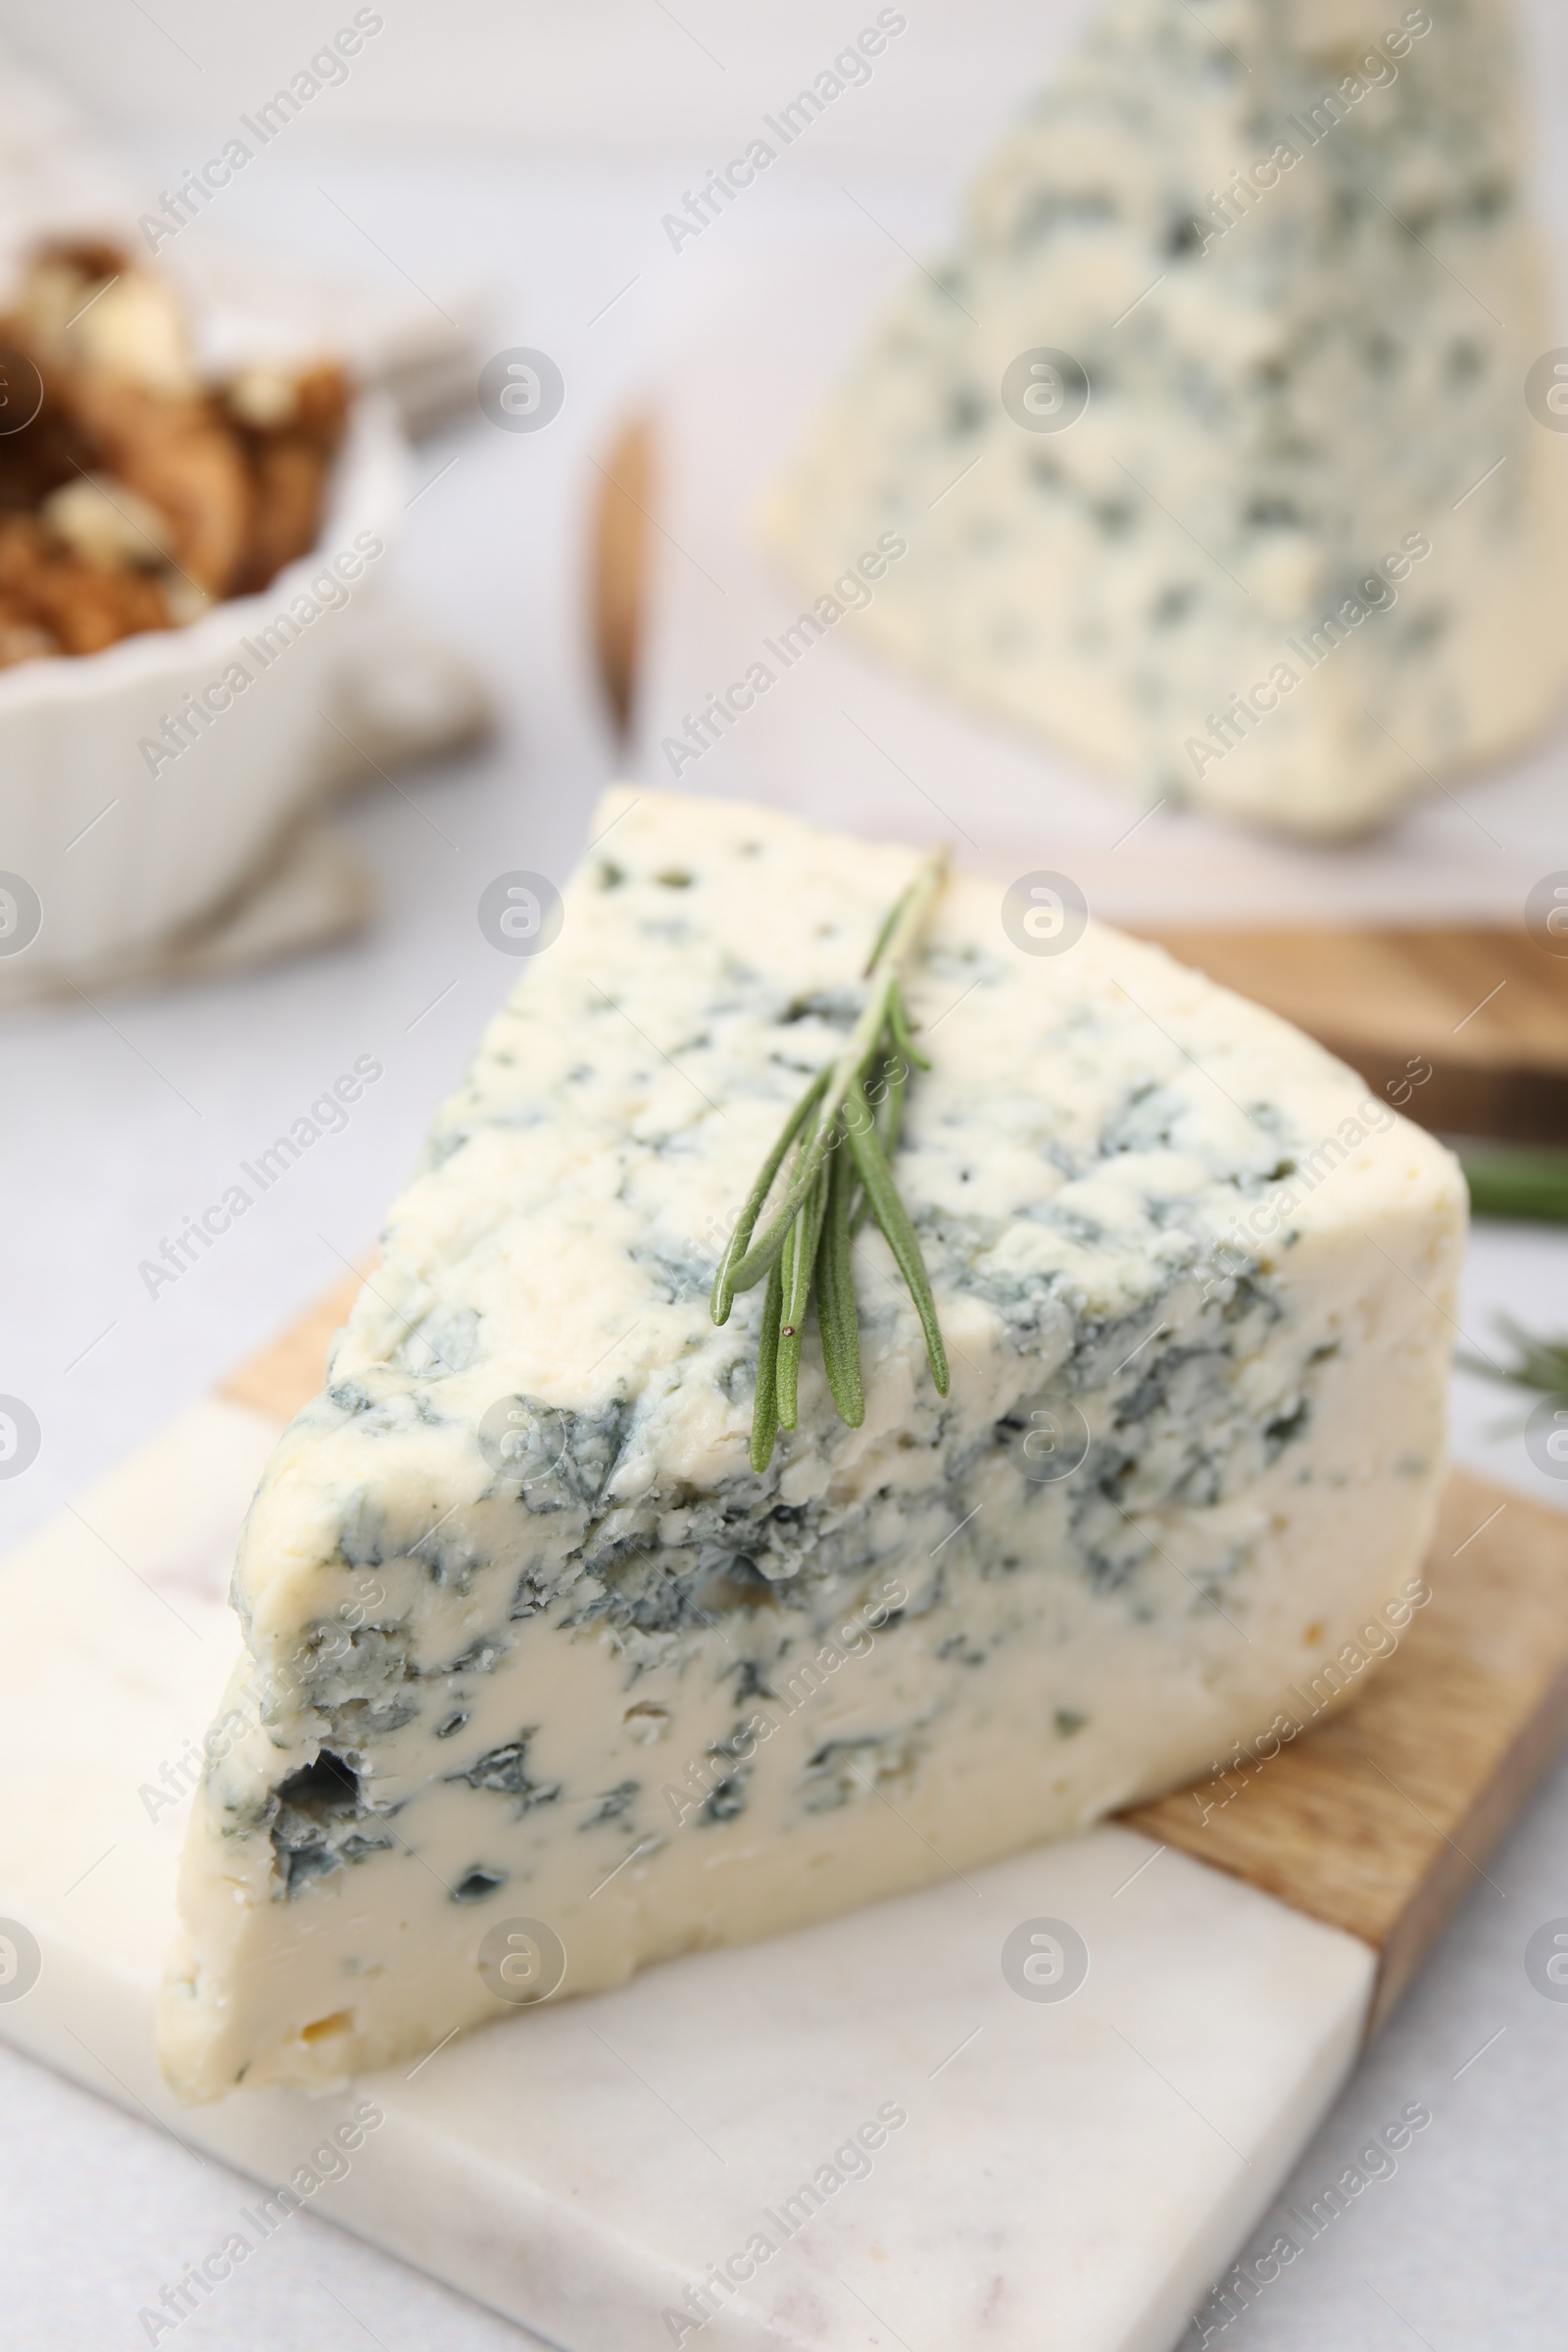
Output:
[[774, 1209, 798, 1417], [749, 1254, 786, 1472], [721, 1088, 848, 1299], [1459, 1313, 1568, 1396], [851, 1033, 904, 1240], [816, 1122, 865, 1426], [862, 879, 914, 978], [714, 847, 950, 1461], [777, 1156, 831, 1430], [843, 1071, 950, 1396], [877, 1038, 908, 1159], [711, 1064, 830, 1324], [887, 979, 930, 1071]]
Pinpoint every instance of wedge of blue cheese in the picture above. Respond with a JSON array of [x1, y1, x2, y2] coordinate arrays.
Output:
[[765, 0, 1568, 836], [160, 787, 1463, 2099]]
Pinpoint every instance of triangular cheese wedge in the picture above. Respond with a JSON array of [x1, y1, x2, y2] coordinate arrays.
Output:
[[160, 789, 1462, 2099], [765, 0, 1568, 836]]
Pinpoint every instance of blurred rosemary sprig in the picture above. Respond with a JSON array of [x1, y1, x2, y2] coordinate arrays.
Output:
[[711, 851, 950, 1471], [1459, 1314, 1568, 1398], [1456, 1144, 1568, 1226]]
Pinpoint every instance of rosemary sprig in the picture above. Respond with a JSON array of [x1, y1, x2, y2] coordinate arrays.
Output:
[[712, 851, 950, 1470], [1458, 1315, 1568, 1397], [1456, 1144, 1568, 1227]]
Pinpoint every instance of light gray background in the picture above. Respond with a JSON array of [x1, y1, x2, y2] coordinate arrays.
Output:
[[0, 4, 1564, 2345]]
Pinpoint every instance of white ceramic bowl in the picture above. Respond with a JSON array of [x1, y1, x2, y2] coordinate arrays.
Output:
[[0, 389, 408, 984]]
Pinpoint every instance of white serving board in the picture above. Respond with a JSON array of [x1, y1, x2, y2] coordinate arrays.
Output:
[[0, 1398, 1374, 2352], [628, 231, 1568, 930]]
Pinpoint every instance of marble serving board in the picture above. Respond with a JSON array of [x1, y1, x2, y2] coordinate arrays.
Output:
[[1, 1275, 1565, 2352]]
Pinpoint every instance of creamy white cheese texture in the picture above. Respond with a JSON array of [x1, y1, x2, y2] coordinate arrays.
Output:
[[160, 788, 1463, 2099], [765, 0, 1568, 837]]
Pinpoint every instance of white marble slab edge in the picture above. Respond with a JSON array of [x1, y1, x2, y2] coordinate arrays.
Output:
[[0, 1400, 1377, 2352]]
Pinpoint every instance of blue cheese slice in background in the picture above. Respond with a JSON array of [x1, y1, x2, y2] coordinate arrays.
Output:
[[159, 786, 1464, 2100], [764, 0, 1568, 838]]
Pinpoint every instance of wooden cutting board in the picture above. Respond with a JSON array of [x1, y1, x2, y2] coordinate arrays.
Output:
[[590, 417, 1568, 1148], [228, 1268, 1568, 2043]]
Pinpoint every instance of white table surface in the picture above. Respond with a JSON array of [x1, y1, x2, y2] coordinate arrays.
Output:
[[0, 89, 1565, 2351]]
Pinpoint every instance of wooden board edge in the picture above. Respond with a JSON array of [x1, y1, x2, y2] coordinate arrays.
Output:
[[1123, 1466, 1568, 2017], [218, 1265, 369, 1424], [590, 414, 654, 736], [1292, 1032, 1568, 1152], [1141, 929, 1568, 1148], [1365, 1646, 1568, 2036]]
